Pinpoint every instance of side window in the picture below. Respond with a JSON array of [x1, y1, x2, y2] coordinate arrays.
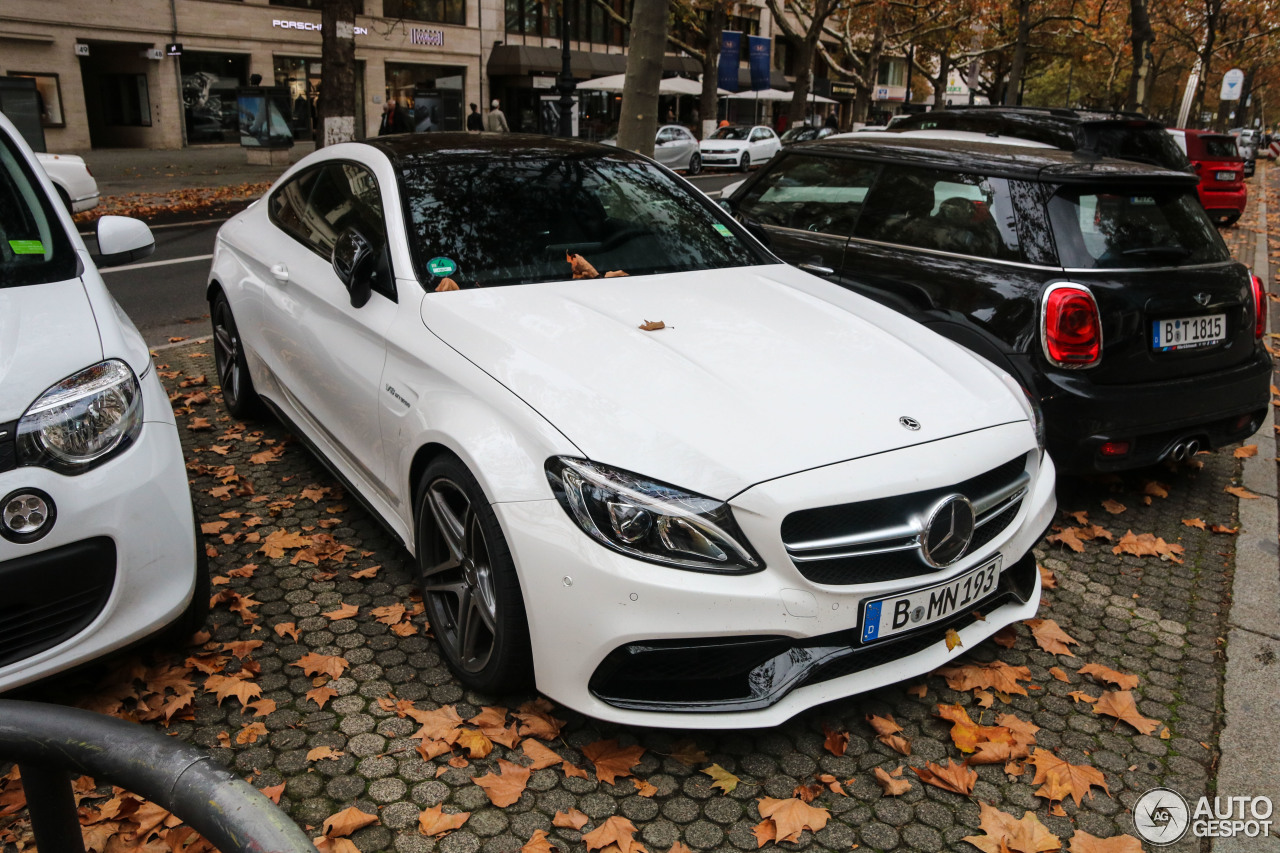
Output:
[[853, 164, 1023, 262], [656, 128, 676, 144], [268, 167, 324, 248], [735, 154, 879, 236], [750, 129, 766, 142]]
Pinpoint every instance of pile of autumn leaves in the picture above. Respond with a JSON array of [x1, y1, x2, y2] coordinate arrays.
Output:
[[72, 182, 271, 224]]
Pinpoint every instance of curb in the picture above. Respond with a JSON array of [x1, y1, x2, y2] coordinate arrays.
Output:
[[1214, 160, 1280, 852]]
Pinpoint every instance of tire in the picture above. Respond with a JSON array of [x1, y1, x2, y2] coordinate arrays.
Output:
[[415, 455, 533, 693], [210, 291, 262, 418], [739, 152, 751, 173], [687, 152, 702, 175]]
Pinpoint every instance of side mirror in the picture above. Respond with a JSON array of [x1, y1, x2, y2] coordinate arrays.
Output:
[[95, 216, 155, 268], [332, 227, 376, 309]]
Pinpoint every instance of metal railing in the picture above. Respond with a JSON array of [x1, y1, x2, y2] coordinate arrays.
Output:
[[0, 699, 316, 852]]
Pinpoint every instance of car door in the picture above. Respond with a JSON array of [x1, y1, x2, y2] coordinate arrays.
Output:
[[259, 159, 398, 492], [653, 127, 683, 168]]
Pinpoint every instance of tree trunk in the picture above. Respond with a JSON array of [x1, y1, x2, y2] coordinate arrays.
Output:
[[699, 3, 726, 139], [787, 32, 821, 124], [1123, 0, 1154, 112], [932, 52, 950, 108], [318, 0, 358, 147], [1003, 0, 1033, 106], [852, 6, 887, 124], [617, 0, 670, 157]]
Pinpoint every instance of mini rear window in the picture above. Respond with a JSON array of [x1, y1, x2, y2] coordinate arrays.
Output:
[[1048, 185, 1231, 269]]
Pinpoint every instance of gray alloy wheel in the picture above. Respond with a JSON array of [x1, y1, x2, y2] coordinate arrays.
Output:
[[416, 456, 533, 692], [739, 152, 751, 173], [687, 152, 702, 175], [210, 292, 261, 418]]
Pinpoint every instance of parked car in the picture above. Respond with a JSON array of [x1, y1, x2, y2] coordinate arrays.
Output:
[[699, 124, 781, 171], [726, 136, 1271, 473], [206, 133, 1055, 727], [35, 151, 99, 213], [602, 124, 701, 174], [1167, 129, 1248, 226], [780, 125, 837, 145], [1228, 128, 1258, 178], [0, 111, 207, 693], [886, 106, 1191, 172]]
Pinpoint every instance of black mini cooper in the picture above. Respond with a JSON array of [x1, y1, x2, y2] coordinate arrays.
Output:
[[725, 137, 1270, 472]]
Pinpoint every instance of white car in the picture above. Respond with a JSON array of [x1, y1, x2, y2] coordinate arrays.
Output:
[[206, 133, 1055, 728], [699, 125, 781, 171], [0, 111, 206, 692], [35, 151, 100, 213]]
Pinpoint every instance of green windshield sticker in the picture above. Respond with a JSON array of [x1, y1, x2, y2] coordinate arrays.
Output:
[[8, 240, 44, 255], [428, 256, 457, 276], [713, 223, 733, 237]]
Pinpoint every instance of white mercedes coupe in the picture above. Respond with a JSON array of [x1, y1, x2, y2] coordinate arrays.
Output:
[[206, 133, 1055, 728]]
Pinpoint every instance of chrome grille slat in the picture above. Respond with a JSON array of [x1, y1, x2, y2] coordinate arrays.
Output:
[[972, 473, 1030, 516], [785, 521, 921, 554]]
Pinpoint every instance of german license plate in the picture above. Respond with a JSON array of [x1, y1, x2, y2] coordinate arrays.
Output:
[[860, 556, 1001, 644], [1152, 313, 1225, 351], [1215, 170, 1237, 181]]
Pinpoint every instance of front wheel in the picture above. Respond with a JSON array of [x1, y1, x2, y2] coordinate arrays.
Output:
[[415, 456, 533, 694], [687, 152, 702, 175], [739, 152, 751, 173], [210, 291, 261, 418]]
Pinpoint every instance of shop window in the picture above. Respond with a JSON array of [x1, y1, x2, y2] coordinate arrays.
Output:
[[181, 53, 248, 144], [384, 0, 464, 25], [101, 74, 151, 127]]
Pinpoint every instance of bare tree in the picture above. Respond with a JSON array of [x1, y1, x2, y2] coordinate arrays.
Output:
[[767, 0, 844, 123], [617, 0, 671, 156]]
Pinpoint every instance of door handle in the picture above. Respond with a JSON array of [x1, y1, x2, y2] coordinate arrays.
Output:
[[799, 263, 835, 277], [269, 263, 290, 282]]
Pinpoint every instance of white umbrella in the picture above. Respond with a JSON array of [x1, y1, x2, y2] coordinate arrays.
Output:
[[580, 74, 730, 97], [726, 88, 793, 101], [807, 93, 838, 104], [576, 73, 628, 93]]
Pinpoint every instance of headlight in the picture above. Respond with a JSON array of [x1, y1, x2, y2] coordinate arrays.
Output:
[[546, 457, 764, 573], [17, 359, 143, 474], [723, 147, 740, 154]]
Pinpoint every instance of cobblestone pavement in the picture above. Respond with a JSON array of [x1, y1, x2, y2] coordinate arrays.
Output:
[[8, 172, 1272, 853]]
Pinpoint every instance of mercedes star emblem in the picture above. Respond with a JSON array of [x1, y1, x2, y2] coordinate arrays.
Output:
[[1194, 292, 1211, 307], [920, 494, 976, 568], [899, 416, 921, 431]]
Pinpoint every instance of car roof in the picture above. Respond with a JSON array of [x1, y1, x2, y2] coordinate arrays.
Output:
[[365, 132, 650, 167], [895, 105, 1160, 125], [794, 136, 1197, 184]]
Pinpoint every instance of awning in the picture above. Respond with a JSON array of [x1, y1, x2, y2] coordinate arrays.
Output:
[[487, 45, 700, 78]]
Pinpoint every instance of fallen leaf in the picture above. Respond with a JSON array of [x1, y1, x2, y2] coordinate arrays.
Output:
[[1111, 530, 1185, 563], [582, 739, 645, 785], [935, 703, 1015, 755], [513, 698, 565, 740], [874, 766, 911, 796], [259, 782, 285, 804], [1048, 667, 1070, 683], [962, 801, 1061, 853], [472, 759, 531, 807], [1025, 619, 1079, 656], [1069, 691, 1098, 704], [1182, 518, 1207, 529], [322, 602, 359, 620], [666, 740, 708, 766], [633, 778, 658, 797], [823, 725, 849, 756], [911, 759, 977, 795], [1066, 830, 1143, 852], [1078, 663, 1139, 691], [1212, 524, 1240, 535], [455, 728, 495, 759], [1100, 499, 1126, 514], [907, 683, 929, 698], [308, 746, 344, 761], [203, 673, 261, 707], [248, 697, 277, 717], [1234, 445, 1258, 458], [323, 806, 378, 838], [306, 686, 337, 710], [565, 252, 599, 279], [1226, 485, 1260, 499], [992, 626, 1018, 648], [701, 763, 740, 794], [274, 622, 299, 642], [945, 628, 963, 651], [418, 804, 469, 838], [1028, 748, 1110, 807], [639, 319, 666, 331], [522, 830, 558, 853], [351, 565, 381, 579], [1092, 690, 1160, 735], [435, 277, 460, 292], [756, 797, 830, 843], [553, 808, 590, 830], [866, 714, 911, 755], [235, 722, 268, 745], [293, 652, 349, 680], [1143, 481, 1169, 499], [582, 816, 644, 853], [934, 660, 1033, 695]]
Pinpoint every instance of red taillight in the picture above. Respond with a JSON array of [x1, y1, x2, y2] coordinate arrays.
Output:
[[1043, 284, 1101, 367], [1251, 273, 1266, 339], [1100, 441, 1130, 457]]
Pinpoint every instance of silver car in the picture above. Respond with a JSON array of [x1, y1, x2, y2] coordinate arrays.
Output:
[[602, 125, 702, 174]]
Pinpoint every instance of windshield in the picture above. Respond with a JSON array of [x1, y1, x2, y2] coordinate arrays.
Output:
[[1048, 185, 1231, 269], [0, 131, 77, 287], [399, 153, 765, 288], [711, 127, 751, 141]]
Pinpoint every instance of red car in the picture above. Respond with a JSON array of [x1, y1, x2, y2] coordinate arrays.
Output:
[[1168, 128, 1247, 226]]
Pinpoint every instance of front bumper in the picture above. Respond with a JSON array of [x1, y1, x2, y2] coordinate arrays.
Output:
[[1041, 350, 1272, 472], [501, 422, 1055, 728], [0, 367, 198, 692], [700, 151, 742, 167]]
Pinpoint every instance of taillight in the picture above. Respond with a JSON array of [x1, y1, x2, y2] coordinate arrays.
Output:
[[1042, 283, 1101, 368], [1251, 273, 1266, 339]]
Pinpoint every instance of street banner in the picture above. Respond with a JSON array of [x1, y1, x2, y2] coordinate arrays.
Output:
[[748, 35, 771, 91], [719, 32, 741, 93]]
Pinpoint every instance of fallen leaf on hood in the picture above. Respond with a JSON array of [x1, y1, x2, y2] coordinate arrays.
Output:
[[604, 270, 629, 277], [639, 319, 666, 331], [418, 805, 469, 838], [911, 759, 977, 795], [435, 277, 460, 292], [701, 763, 739, 794], [1078, 663, 1139, 690], [566, 252, 599, 279], [473, 759, 531, 807], [874, 766, 911, 796], [582, 816, 643, 852], [1093, 690, 1160, 735]]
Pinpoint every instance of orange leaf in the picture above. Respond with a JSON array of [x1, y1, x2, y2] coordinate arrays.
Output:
[[633, 778, 658, 797], [1028, 748, 1110, 807], [553, 808, 590, 830], [945, 628, 963, 651], [823, 725, 849, 756], [351, 565, 381, 579], [322, 602, 359, 620], [911, 759, 977, 795], [435, 277, 460, 292], [1100, 499, 1126, 514], [1066, 830, 1143, 852], [203, 673, 261, 707], [639, 319, 666, 331], [1111, 530, 1184, 563], [522, 829, 559, 853], [1024, 619, 1079, 656], [293, 652, 349, 680], [418, 805, 469, 838], [1048, 667, 1070, 683], [456, 728, 494, 758], [259, 782, 285, 804], [1142, 481, 1169, 499], [322, 806, 378, 838], [1078, 663, 1139, 691], [258, 528, 311, 558], [513, 698, 565, 740], [1226, 485, 1260, 499], [566, 252, 600, 279], [701, 763, 740, 794], [582, 739, 645, 785], [1182, 518, 1207, 529], [666, 740, 708, 766], [235, 722, 268, 745], [934, 660, 1033, 696], [757, 796, 830, 843], [582, 816, 644, 853], [1069, 691, 1098, 704], [962, 802, 1061, 853], [522, 739, 567, 770], [273, 622, 299, 642], [472, 759, 531, 807], [1092, 690, 1160, 735], [874, 766, 911, 796], [1212, 524, 1240, 535], [308, 746, 344, 761], [1233, 444, 1258, 458], [306, 686, 337, 710]]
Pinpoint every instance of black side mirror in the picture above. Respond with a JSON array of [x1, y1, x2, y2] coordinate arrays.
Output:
[[332, 227, 375, 308]]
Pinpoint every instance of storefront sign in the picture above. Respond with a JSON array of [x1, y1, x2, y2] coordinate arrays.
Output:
[[272, 20, 369, 35], [830, 84, 857, 97], [166, 43, 183, 56], [411, 27, 445, 46]]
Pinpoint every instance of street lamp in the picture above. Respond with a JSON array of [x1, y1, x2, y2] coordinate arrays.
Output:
[[556, 0, 576, 137]]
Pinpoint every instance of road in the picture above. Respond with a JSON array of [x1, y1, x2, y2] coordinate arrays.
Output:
[[95, 171, 747, 347]]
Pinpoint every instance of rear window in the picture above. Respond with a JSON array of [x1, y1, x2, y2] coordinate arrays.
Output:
[[1199, 136, 1239, 159], [0, 131, 77, 288], [1082, 124, 1189, 171], [1048, 186, 1231, 269]]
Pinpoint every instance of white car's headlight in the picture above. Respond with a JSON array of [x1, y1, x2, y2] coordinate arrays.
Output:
[[17, 359, 143, 473], [546, 457, 763, 573], [721, 147, 741, 154]]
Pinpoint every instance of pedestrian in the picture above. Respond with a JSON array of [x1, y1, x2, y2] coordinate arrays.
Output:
[[485, 99, 510, 133], [665, 106, 675, 124], [378, 99, 410, 135], [824, 112, 838, 130], [466, 102, 483, 132]]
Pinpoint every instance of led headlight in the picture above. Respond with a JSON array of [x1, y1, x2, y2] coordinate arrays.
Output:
[[546, 457, 763, 573], [17, 359, 143, 474]]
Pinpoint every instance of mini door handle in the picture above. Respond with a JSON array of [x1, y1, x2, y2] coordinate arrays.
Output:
[[799, 263, 835, 277], [269, 263, 290, 282]]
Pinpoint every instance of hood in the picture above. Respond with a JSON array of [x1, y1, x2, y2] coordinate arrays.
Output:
[[0, 279, 103, 421], [421, 265, 1026, 498]]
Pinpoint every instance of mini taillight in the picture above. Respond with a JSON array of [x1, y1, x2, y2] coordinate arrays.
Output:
[[1042, 283, 1101, 367], [1251, 274, 1266, 339]]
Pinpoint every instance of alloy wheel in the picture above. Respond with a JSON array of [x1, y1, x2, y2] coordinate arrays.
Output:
[[212, 302, 243, 405]]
